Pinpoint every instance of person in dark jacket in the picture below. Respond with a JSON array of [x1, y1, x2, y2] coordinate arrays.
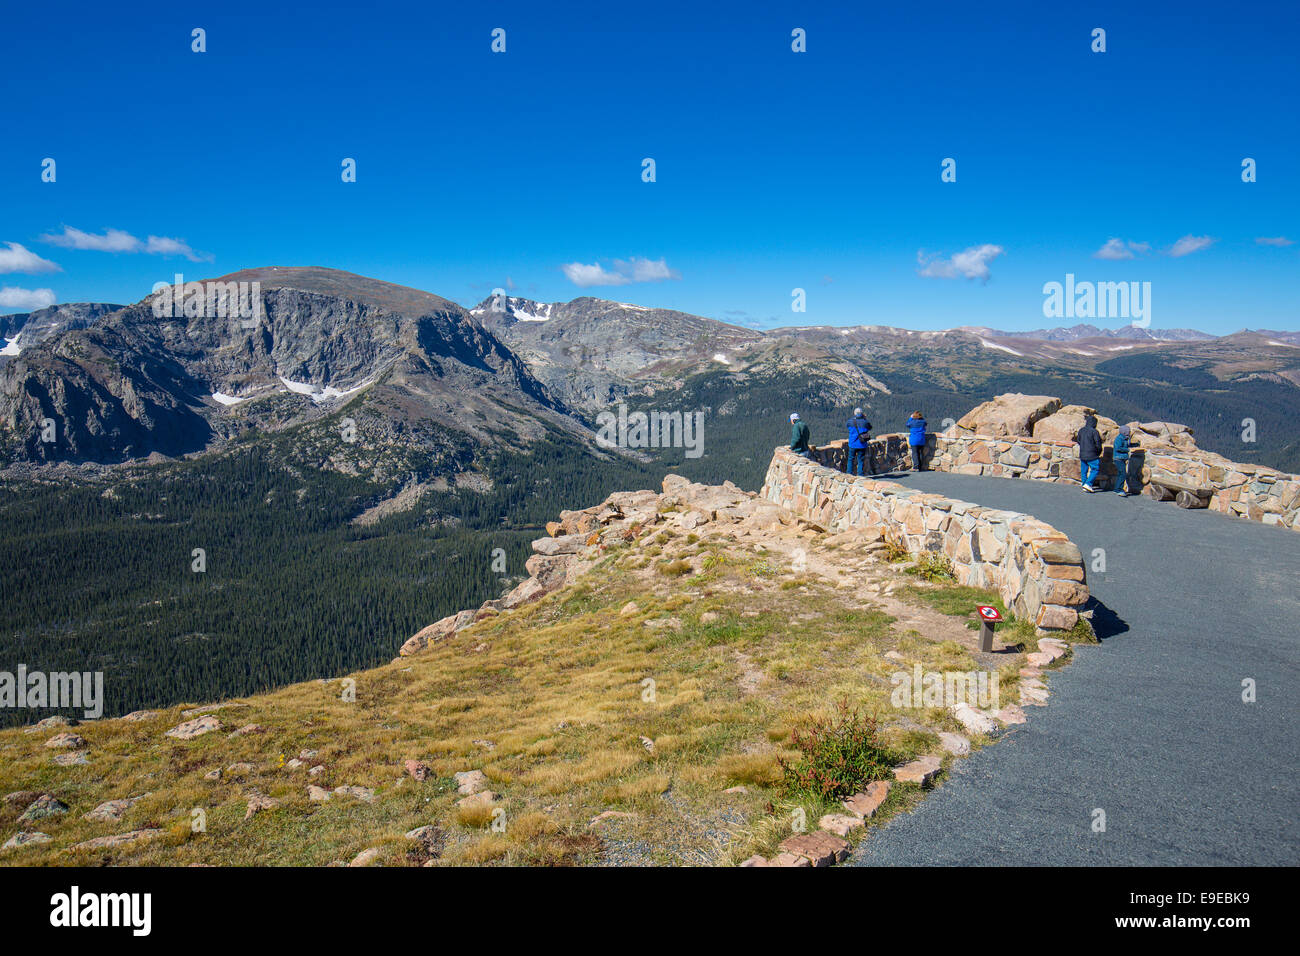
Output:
[[846, 408, 872, 476], [789, 413, 811, 457], [1075, 414, 1104, 492], [1112, 425, 1140, 496], [907, 411, 928, 471]]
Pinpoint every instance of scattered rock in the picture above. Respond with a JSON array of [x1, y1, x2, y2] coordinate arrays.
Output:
[[739, 854, 769, 867], [893, 755, 942, 787], [43, 732, 86, 750], [842, 781, 890, 819], [951, 702, 998, 735], [457, 790, 499, 811], [68, 829, 163, 852], [700, 611, 720, 624], [619, 602, 640, 617], [244, 792, 280, 820], [348, 847, 381, 867], [639, 736, 655, 754], [643, 616, 682, 631], [778, 831, 851, 867], [333, 785, 376, 803], [165, 716, 221, 740], [228, 724, 265, 738], [404, 759, 432, 782], [307, 785, 332, 802], [405, 825, 446, 854], [120, 710, 157, 722], [53, 752, 89, 766], [454, 770, 488, 795], [84, 794, 150, 822], [26, 716, 74, 733], [2, 831, 51, 851], [19, 794, 68, 823], [723, 786, 748, 795], [993, 704, 1027, 726], [938, 732, 971, 755], [819, 813, 865, 837]]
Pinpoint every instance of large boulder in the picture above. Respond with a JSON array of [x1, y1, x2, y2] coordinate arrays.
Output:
[[955, 394, 1061, 438], [1033, 405, 1120, 444]]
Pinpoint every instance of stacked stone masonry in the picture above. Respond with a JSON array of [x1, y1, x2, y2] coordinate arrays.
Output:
[[809, 393, 1300, 532], [760, 447, 1089, 632]]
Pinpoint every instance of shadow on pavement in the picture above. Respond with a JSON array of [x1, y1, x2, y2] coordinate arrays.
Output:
[[1085, 597, 1128, 642]]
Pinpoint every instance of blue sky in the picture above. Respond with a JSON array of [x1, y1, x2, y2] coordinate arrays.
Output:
[[2, 0, 1296, 334]]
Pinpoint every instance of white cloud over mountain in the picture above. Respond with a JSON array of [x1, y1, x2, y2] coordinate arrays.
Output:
[[0, 286, 57, 310], [561, 256, 680, 287], [0, 242, 61, 274], [41, 226, 212, 262]]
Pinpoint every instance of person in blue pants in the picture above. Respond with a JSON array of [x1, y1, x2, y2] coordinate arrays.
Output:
[[1075, 414, 1103, 492], [907, 411, 928, 471], [846, 408, 872, 475], [1112, 425, 1140, 496]]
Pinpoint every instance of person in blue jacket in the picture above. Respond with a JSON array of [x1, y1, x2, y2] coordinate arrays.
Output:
[[1112, 424, 1140, 496], [846, 408, 872, 476], [907, 411, 928, 471]]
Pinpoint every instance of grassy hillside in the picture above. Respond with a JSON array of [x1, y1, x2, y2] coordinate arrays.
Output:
[[0, 497, 1089, 866]]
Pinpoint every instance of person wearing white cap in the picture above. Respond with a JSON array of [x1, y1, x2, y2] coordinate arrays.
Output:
[[846, 407, 872, 476], [789, 413, 811, 457]]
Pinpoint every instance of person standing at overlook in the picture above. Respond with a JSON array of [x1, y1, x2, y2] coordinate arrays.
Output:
[[1075, 414, 1104, 492], [907, 411, 928, 471], [846, 408, 872, 475]]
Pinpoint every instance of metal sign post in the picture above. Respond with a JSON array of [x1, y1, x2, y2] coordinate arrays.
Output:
[[976, 605, 1003, 652]]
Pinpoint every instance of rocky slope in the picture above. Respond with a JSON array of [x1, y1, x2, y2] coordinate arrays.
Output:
[[0, 302, 123, 365], [0, 269, 573, 465]]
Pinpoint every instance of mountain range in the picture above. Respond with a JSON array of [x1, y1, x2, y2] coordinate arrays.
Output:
[[2, 266, 1299, 479]]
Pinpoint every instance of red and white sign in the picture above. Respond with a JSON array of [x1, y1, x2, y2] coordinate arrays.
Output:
[[977, 605, 1003, 622]]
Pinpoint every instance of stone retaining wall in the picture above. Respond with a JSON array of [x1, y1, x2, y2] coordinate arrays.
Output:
[[761, 448, 1089, 632], [812, 431, 1300, 531]]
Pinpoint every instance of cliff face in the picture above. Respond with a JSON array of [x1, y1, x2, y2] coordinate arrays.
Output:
[[0, 269, 568, 465]]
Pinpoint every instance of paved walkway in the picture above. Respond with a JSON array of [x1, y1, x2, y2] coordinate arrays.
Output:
[[847, 472, 1300, 866]]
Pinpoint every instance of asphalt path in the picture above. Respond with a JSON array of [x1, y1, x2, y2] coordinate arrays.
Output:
[[846, 471, 1300, 866]]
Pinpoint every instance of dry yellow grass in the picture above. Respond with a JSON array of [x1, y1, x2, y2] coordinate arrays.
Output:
[[0, 523, 1058, 867]]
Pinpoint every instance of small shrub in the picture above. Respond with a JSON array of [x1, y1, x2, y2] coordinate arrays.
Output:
[[882, 537, 910, 563], [908, 550, 955, 581], [779, 700, 899, 801], [657, 559, 693, 577]]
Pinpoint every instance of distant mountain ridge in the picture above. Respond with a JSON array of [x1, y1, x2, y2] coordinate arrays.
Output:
[[2, 267, 1297, 474]]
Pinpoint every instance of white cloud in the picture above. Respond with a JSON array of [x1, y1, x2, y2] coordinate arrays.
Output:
[[0, 286, 57, 310], [41, 226, 211, 261], [917, 244, 1004, 281], [561, 256, 680, 287], [1256, 236, 1294, 247], [0, 242, 61, 274], [1094, 238, 1150, 260], [1167, 234, 1213, 257]]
